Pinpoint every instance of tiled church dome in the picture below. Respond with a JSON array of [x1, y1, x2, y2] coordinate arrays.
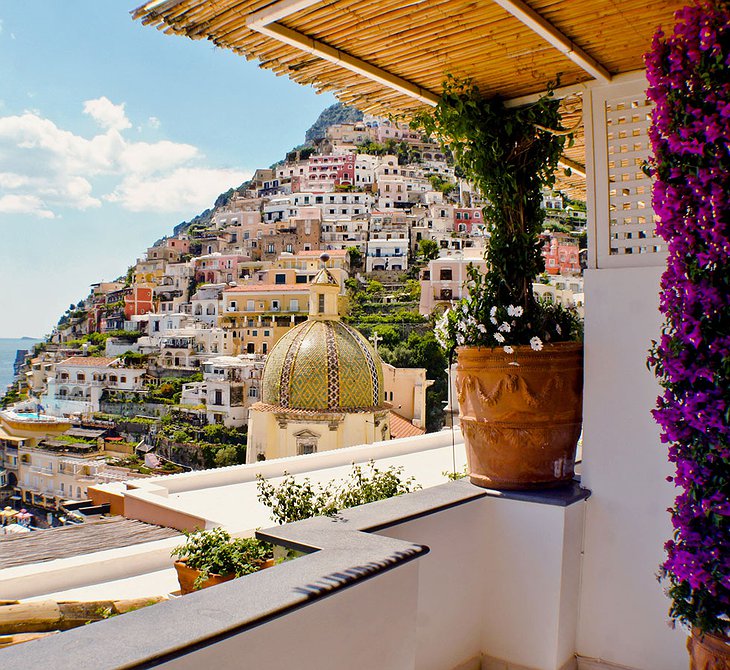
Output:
[[262, 319, 384, 411]]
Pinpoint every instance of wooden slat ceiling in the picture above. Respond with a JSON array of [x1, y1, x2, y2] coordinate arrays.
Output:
[[132, 0, 683, 197]]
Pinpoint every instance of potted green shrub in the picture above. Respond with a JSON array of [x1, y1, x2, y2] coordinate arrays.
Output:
[[171, 528, 274, 594], [415, 77, 583, 490]]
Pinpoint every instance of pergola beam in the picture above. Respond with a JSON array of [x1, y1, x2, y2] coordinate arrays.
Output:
[[558, 156, 586, 178], [249, 22, 440, 106], [244, 0, 611, 108], [490, 0, 612, 82]]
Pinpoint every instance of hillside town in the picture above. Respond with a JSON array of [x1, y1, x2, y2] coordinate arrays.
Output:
[[0, 107, 585, 523]]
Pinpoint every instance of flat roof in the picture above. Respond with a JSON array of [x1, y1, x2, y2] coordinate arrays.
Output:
[[0, 517, 180, 570]]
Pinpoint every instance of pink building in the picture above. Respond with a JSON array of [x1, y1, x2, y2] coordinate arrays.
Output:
[[453, 208, 484, 234], [418, 254, 488, 315], [541, 233, 581, 275], [165, 237, 190, 254], [124, 286, 154, 320], [307, 154, 356, 189], [194, 254, 250, 284]]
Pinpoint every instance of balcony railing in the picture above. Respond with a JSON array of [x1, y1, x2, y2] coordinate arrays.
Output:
[[1, 480, 590, 670]]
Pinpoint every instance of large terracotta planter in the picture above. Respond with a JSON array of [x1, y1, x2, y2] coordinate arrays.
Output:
[[455, 342, 583, 490], [688, 629, 730, 670], [174, 558, 275, 594]]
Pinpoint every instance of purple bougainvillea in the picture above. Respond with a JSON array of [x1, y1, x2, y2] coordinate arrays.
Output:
[[646, 0, 730, 634]]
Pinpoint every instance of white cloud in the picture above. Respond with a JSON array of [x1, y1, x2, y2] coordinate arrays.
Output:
[[83, 96, 131, 131], [106, 167, 251, 213], [0, 99, 250, 219], [0, 172, 30, 189], [0, 194, 54, 219], [119, 140, 198, 176], [148, 116, 161, 129]]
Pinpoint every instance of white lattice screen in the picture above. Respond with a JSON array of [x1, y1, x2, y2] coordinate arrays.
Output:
[[587, 76, 667, 269]]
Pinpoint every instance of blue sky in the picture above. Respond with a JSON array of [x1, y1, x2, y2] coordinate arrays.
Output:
[[0, 1, 335, 338]]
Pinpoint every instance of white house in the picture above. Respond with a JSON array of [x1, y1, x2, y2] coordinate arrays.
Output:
[[181, 355, 264, 427], [42, 357, 146, 417]]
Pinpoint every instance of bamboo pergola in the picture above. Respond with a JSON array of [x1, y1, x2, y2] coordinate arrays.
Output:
[[132, 0, 684, 196]]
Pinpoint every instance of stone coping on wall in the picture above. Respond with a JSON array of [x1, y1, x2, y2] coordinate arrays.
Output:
[[0, 479, 590, 670]]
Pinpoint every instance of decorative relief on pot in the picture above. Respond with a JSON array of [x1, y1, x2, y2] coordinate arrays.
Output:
[[455, 342, 584, 490]]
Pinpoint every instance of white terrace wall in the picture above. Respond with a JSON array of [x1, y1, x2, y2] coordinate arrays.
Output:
[[578, 73, 686, 669], [156, 564, 420, 670]]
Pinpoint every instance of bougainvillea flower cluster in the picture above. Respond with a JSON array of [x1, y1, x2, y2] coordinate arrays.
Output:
[[646, 0, 730, 635]]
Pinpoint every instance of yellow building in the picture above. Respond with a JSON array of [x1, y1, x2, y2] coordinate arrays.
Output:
[[219, 260, 350, 355], [247, 261, 390, 461], [220, 283, 310, 355]]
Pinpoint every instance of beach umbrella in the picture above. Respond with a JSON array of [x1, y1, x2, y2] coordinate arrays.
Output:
[[1, 507, 17, 525]]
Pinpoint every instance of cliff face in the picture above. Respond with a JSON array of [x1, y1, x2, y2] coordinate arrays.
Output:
[[304, 103, 363, 144]]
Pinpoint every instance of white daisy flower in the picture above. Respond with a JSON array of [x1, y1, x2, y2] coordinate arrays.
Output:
[[530, 336, 543, 351], [490, 317, 498, 325], [555, 324, 562, 335], [456, 333, 465, 345], [477, 323, 487, 334], [508, 305, 523, 317], [490, 306, 497, 317], [503, 345, 514, 354], [498, 322, 511, 333], [494, 332, 505, 343]]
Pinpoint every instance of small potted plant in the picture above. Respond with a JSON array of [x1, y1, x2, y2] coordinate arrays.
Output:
[[646, 1, 729, 665], [416, 77, 584, 490], [171, 527, 274, 594]]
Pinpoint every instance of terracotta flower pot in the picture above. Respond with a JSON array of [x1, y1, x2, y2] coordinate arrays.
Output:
[[688, 629, 730, 670], [174, 558, 276, 595], [174, 560, 235, 594], [455, 342, 584, 490]]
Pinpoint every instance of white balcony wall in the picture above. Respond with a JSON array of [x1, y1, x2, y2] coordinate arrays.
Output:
[[578, 71, 686, 669], [578, 266, 684, 670], [156, 564, 420, 670], [381, 497, 585, 670]]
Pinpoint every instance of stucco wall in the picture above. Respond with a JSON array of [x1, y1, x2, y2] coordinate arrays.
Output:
[[577, 267, 686, 669]]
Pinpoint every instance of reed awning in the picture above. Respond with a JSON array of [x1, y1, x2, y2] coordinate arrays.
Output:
[[132, 0, 683, 196]]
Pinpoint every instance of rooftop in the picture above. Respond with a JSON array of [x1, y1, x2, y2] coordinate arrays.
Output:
[[0, 517, 180, 570], [57, 357, 118, 368], [223, 283, 311, 293]]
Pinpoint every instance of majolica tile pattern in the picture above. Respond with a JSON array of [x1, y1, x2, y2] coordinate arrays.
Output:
[[263, 320, 384, 410]]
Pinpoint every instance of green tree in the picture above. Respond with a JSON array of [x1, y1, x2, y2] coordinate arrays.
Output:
[[365, 279, 384, 296], [346, 246, 363, 270], [378, 331, 448, 431], [370, 325, 401, 348], [419, 238, 439, 261], [214, 444, 246, 467]]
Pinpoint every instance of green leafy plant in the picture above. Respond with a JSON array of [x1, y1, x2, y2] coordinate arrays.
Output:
[[443, 466, 468, 481], [414, 76, 582, 353], [256, 461, 420, 525], [170, 528, 273, 589]]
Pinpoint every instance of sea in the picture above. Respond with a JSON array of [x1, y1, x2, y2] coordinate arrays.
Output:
[[0, 337, 42, 395]]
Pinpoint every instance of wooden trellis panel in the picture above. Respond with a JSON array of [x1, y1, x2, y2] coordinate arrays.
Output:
[[587, 76, 667, 269]]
